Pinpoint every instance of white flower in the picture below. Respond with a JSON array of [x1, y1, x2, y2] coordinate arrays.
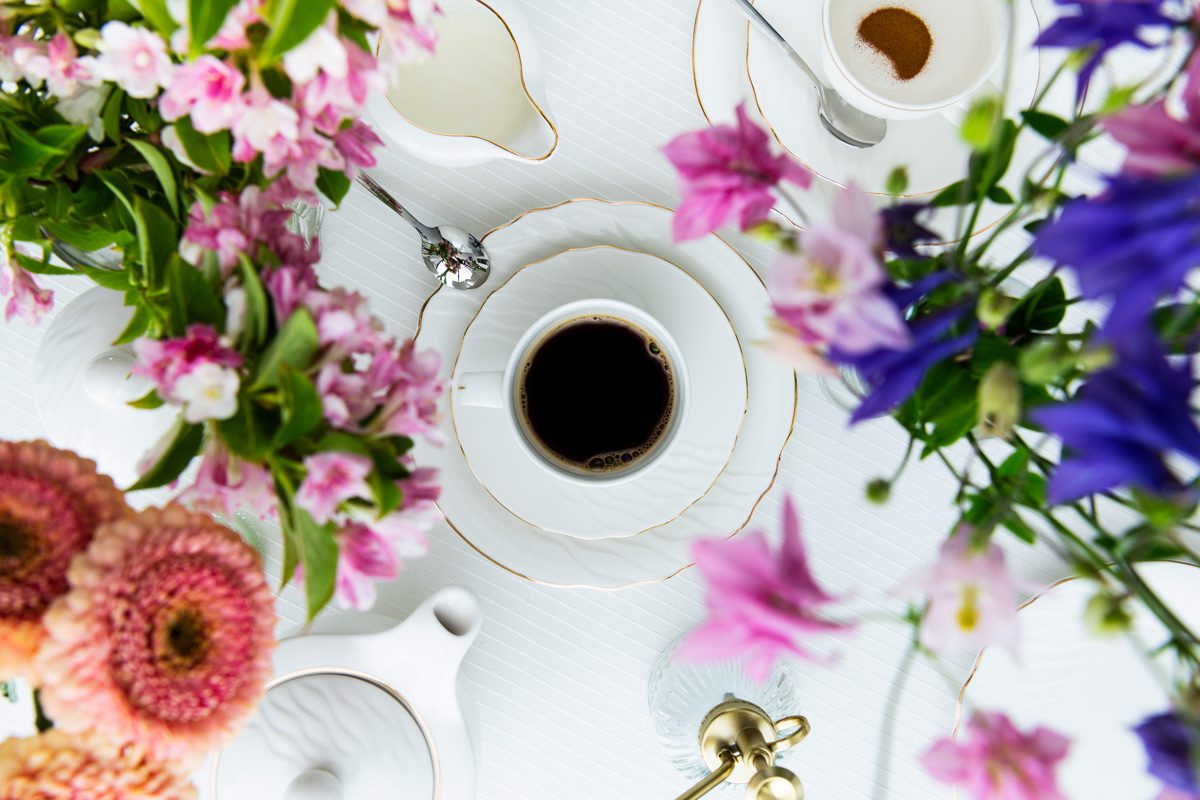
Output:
[[224, 286, 247, 340], [55, 84, 110, 142], [282, 18, 348, 84], [93, 21, 173, 99], [174, 362, 240, 423]]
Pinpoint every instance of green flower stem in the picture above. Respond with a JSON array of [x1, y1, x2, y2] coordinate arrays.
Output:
[[869, 643, 918, 800]]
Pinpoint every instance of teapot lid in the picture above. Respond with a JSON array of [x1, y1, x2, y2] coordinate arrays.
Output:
[[210, 669, 439, 800]]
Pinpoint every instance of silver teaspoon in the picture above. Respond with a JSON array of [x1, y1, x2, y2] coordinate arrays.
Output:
[[726, 0, 887, 148], [355, 172, 491, 290]]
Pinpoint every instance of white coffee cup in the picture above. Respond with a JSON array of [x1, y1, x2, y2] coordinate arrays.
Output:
[[456, 299, 689, 484], [820, 0, 1007, 120]]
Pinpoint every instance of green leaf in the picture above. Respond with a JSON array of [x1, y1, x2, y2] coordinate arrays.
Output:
[[279, 504, 300, 586], [238, 255, 269, 347], [127, 419, 204, 491], [1021, 110, 1069, 141], [217, 396, 279, 461], [36, 125, 87, 153], [13, 254, 76, 276], [170, 117, 231, 174], [1009, 277, 1067, 334], [3, 122, 66, 171], [368, 469, 403, 517], [77, 264, 134, 291], [113, 301, 152, 344], [166, 255, 223, 332], [962, 96, 1002, 151], [314, 431, 373, 457], [41, 221, 118, 252], [931, 180, 972, 208], [316, 168, 351, 206], [261, 0, 337, 61], [1001, 510, 1038, 544], [134, 196, 178, 291], [885, 166, 909, 196], [293, 507, 339, 620], [128, 0, 179, 34], [128, 139, 179, 217], [102, 88, 125, 142], [249, 309, 320, 391], [274, 364, 324, 448], [189, 0, 240, 55], [987, 185, 1015, 205], [128, 388, 165, 409]]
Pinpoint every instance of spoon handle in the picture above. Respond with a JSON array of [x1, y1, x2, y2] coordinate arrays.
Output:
[[355, 172, 442, 243], [724, 0, 821, 91]]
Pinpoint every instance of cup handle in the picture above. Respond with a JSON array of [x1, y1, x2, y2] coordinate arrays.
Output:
[[457, 371, 505, 408]]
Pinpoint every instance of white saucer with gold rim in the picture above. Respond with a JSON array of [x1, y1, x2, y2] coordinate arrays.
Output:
[[413, 199, 796, 589], [366, 0, 558, 167], [450, 246, 747, 540]]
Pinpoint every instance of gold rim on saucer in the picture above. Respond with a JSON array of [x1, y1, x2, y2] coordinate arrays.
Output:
[[447, 244, 750, 540], [209, 667, 442, 799], [415, 198, 799, 589], [381, 0, 559, 162]]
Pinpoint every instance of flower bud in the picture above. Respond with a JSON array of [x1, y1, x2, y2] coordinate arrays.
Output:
[[1018, 339, 1073, 385], [1084, 592, 1133, 638], [977, 363, 1021, 439], [977, 288, 1018, 330], [866, 478, 891, 504]]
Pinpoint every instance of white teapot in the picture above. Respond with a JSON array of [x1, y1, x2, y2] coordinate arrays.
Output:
[[202, 587, 483, 800]]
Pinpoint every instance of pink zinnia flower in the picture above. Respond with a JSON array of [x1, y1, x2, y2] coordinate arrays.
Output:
[[0, 259, 53, 325], [295, 452, 374, 524], [36, 506, 275, 765], [93, 21, 173, 99], [0, 441, 129, 680], [0, 731, 196, 800], [923, 711, 1070, 800], [679, 494, 853, 681], [770, 185, 910, 355], [663, 103, 812, 242], [1104, 51, 1200, 177], [900, 528, 1023, 655], [176, 440, 276, 519], [132, 324, 242, 400], [159, 56, 245, 134]]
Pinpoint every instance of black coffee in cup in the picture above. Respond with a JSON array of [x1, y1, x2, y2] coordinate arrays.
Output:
[[517, 315, 675, 476]]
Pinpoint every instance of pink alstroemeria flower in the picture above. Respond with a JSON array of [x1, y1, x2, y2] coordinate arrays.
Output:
[[131, 324, 242, 398], [93, 21, 173, 99], [159, 56, 245, 134], [679, 494, 853, 681], [901, 528, 1023, 655], [663, 103, 811, 242], [1104, 52, 1200, 177], [770, 185, 910, 356], [923, 711, 1070, 800], [177, 441, 276, 519], [377, 342, 446, 444], [295, 452, 374, 524], [0, 260, 53, 324]]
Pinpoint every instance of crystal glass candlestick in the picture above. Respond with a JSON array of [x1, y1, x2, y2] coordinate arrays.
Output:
[[648, 636, 803, 791]]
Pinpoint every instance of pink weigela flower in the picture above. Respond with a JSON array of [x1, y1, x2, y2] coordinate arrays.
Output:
[[159, 56, 245, 134], [923, 711, 1070, 800], [93, 21, 173, 99]]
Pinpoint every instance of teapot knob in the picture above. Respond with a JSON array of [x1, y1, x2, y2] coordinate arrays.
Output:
[[285, 769, 343, 800]]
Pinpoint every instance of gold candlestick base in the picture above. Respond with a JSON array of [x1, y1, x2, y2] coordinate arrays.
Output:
[[675, 698, 809, 800]]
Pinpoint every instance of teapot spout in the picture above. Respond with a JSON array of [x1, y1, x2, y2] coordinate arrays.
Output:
[[393, 585, 482, 677]]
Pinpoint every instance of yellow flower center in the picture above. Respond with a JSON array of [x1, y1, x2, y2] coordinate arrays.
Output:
[[811, 263, 841, 295], [957, 585, 981, 632], [134, 51, 152, 70]]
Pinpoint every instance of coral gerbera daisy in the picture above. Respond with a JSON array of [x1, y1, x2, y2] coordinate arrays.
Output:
[[36, 506, 275, 765], [0, 440, 129, 679], [0, 730, 196, 800]]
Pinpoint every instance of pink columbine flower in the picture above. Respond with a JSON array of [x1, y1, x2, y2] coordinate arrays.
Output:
[[296, 452, 374, 524], [132, 324, 243, 400], [93, 21, 173, 99], [770, 185, 910, 355], [663, 103, 812, 242], [900, 528, 1023, 655], [1104, 51, 1200, 177], [923, 711, 1070, 800], [0, 259, 53, 324], [177, 441, 276, 519], [679, 494, 854, 681], [159, 56, 245, 134], [761, 317, 837, 376]]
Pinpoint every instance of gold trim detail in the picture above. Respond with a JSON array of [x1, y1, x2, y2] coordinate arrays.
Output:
[[415, 198, 800, 589], [209, 667, 442, 799], [381, 0, 559, 162], [447, 244, 750, 539]]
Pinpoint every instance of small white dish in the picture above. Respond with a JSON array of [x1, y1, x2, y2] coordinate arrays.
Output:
[[366, 0, 558, 167], [959, 561, 1200, 799], [413, 199, 797, 589], [451, 246, 747, 539]]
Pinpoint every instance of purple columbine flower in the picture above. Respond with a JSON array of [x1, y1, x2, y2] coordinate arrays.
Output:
[[1034, 173, 1200, 339], [1035, 0, 1176, 98], [1031, 335, 1200, 503], [832, 303, 978, 424], [881, 202, 939, 258], [1134, 712, 1200, 797]]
